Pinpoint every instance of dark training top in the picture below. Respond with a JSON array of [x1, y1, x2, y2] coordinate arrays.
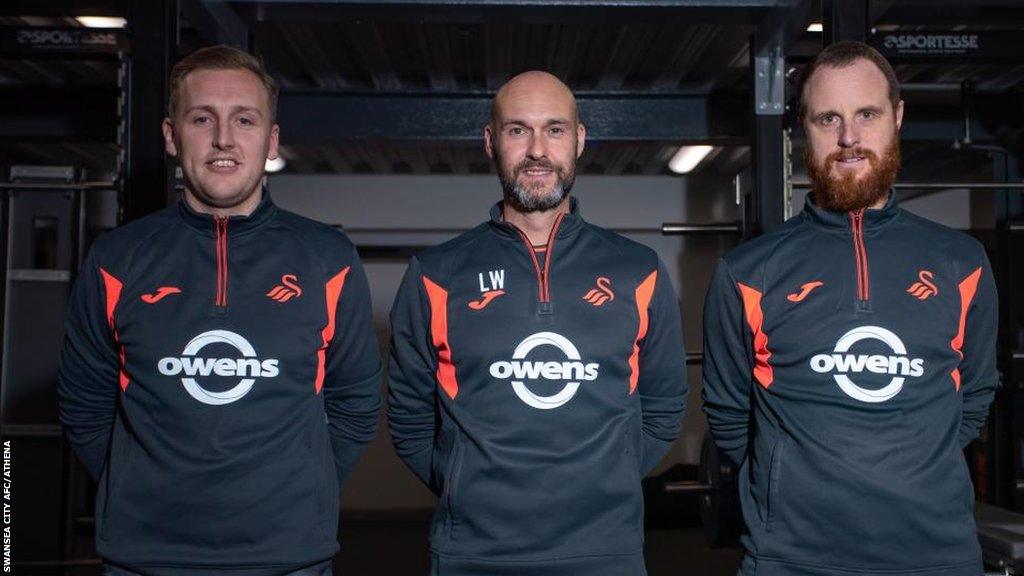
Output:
[[703, 193, 998, 576], [58, 195, 382, 575], [388, 198, 688, 576]]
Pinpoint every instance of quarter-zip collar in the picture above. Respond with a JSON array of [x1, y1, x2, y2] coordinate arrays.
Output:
[[801, 189, 900, 233], [178, 189, 278, 238], [487, 196, 585, 241]]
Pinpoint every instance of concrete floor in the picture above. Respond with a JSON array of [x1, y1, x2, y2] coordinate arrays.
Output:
[[335, 523, 743, 575], [41, 522, 743, 575]]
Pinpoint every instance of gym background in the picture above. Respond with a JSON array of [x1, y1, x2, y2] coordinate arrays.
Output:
[[1, 1, 1022, 574]]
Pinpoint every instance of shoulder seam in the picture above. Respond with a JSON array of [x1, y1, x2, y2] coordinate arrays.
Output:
[[116, 212, 183, 282], [276, 213, 352, 278]]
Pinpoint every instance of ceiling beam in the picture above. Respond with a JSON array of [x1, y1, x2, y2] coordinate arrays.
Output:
[[232, 0, 776, 25], [276, 91, 750, 144], [874, 1, 1024, 27], [0, 1, 124, 17], [3, 88, 1016, 149], [179, 0, 249, 49]]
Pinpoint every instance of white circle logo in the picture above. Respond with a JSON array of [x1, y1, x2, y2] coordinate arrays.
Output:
[[488, 332, 599, 410], [809, 325, 924, 403], [157, 330, 279, 405]]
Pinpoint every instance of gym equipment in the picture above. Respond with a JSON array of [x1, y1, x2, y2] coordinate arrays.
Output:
[[977, 501, 1024, 575], [664, 433, 743, 547]]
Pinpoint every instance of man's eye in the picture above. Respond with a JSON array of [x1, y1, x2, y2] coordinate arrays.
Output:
[[819, 114, 838, 126], [859, 110, 877, 120], [509, 127, 525, 136], [238, 117, 255, 126], [549, 126, 564, 135], [193, 115, 211, 125]]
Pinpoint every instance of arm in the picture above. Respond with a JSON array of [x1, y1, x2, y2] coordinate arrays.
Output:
[[637, 260, 688, 474], [386, 257, 438, 488], [956, 254, 998, 448], [322, 246, 383, 485], [57, 250, 119, 480], [701, 259, 753, 466]]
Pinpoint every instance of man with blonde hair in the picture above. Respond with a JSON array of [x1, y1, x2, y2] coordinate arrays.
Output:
[[59, 45, 382, 575]]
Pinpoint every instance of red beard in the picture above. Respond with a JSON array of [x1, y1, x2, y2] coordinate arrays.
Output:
[[806, 138, 901, 212]]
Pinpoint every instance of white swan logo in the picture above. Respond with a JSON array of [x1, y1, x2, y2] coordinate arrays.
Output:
[[489, 332, 599, 410], [810, 326, 924, 403], [158, 330, 279, 405]]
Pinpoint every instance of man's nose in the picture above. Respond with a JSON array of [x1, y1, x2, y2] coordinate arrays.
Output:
[[213, 121, 235, 149], [526, 132, 547, 159], [838, 119, 859, 148]]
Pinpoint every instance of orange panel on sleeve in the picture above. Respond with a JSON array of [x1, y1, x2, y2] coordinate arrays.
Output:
[[628, 270, 658, 395], [315, 267, 351, 394], [99, 267, 130, 392], [737, 282, 773, 389], [950, 267, 982, 391], [423, 276, 459, 400]]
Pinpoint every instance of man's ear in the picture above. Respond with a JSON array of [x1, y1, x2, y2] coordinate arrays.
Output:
[[484, 123, 496, 160], [895, 99, 904, 132], [267, 123, 280, 161], [162, 118, 178, 157], [576, 122, 586, 159]]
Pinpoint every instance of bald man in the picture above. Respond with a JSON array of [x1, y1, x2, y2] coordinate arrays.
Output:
[[388, 71, 688, 575]]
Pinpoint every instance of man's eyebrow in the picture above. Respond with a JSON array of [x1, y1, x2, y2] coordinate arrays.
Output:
[[183, 104, 264, 116], [234, 105, 264, 116], [810, 109, 839, 121], [500, 118, 571, 127], [810, 105, 885, 121], [184, 104, 215, 115]]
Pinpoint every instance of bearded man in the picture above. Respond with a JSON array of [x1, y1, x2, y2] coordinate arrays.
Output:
[[702, 41, 998, 576], [387, 71, 687, 576]]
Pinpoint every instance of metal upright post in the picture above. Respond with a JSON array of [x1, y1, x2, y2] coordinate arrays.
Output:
[[994, 151, 1024, 509], [748, 34, 787, 238], [746, 0, 814, 238], [123, 0, 177, 223], [822, 0, 869, 44]]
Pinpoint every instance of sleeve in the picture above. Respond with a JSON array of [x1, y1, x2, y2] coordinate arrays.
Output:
[[57, 250, 119, 480], [701, 258, 754, 466], [322, 245, 384, 486], [386, 256, 438, 488], [637, 259, 688, 474], [956, 252, 999, 448]]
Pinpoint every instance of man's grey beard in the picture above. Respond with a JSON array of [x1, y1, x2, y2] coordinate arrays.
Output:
[[495, 147, 576, 213], [504, 179, 569, 213]]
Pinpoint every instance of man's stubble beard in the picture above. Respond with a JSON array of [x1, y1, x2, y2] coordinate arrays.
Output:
[[806, 135, 901, 212], [494, 143, 577, 213], [182, 174, 264, 211], [175, 131, 268, 212]]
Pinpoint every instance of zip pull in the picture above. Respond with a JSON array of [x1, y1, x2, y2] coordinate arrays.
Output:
[[215, 216, 229, 309], [848, 209, 870, 304], [507, 212, 565, 305]]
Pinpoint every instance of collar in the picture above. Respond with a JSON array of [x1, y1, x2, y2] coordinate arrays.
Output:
[[488, 196, 584, 241], [178, 189, 277, 237], [801, 189, 900, 231]]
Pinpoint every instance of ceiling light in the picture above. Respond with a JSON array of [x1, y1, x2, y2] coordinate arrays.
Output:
[[75, 16, 127, 28], [807, 22, 823, 33], [668, 145, 714, 174], [265, 157, 287, 173]]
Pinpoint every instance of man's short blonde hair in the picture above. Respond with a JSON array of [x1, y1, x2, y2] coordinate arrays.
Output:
[[168, 45, 278, 121]]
